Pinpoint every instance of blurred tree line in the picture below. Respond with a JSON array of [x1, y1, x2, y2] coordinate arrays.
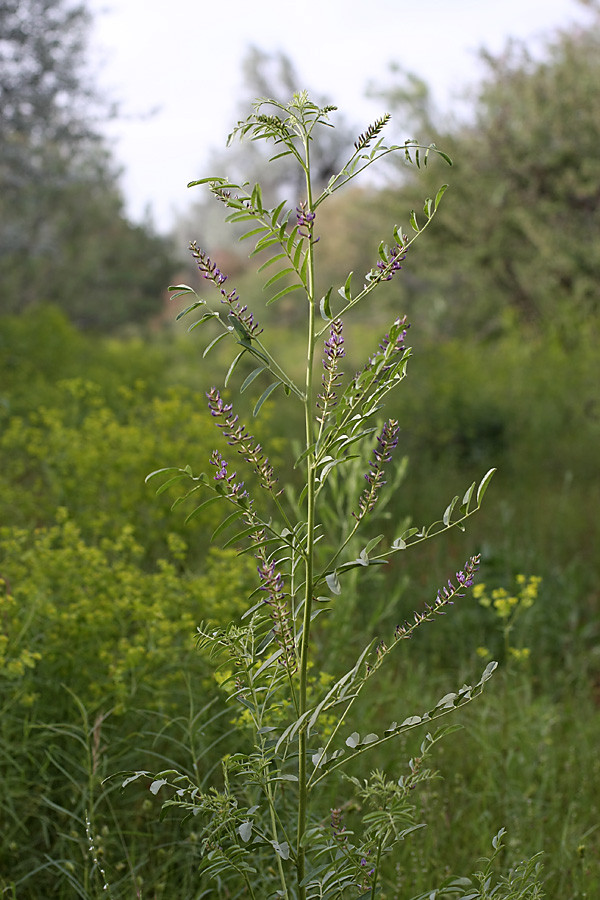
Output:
[[0, 0, 175, 330], [181, 3, 600, 343], [2, 1, 599, 338]]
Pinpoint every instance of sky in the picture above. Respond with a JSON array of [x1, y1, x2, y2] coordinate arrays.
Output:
[[88, 0, 593, 233]]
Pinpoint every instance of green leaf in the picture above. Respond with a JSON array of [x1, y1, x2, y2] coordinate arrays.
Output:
[[170, 283, 198, 298], [294, 442, 316, 468], [257, 252, 287, 274], [443, 495, 459, 527], [236, 340, 269, 364], [224, 350, 246, 387], [435, 183, 448, 209], [253, 381, 281, 417], [239, 225, 269, 242], [266, 283, 303, 306], [145, 467, 180, 484], [251, 182, 263, 211], [325, 571, 341, 595], [155, 473, 188, 496], [222, 207, 250, 222], [273, 841, 290, 860], [240, 366, 267, 393], [410, 210, 419, 232], [250, 236, 280, 255], [262, 267, 295, 291], [336, 428, 377, 452], [238, 822, 252, 843], [401, 715, 421, 727], [269, 149, 293, 163], [120, 771, 150, 789], [345, 731, 360, 749], [149, 778, 168, 795], [480, 660, 498, 683], [270, 199, 287, 225], [312, 748, 327, 767], [436, 692, 458, 710], [339, 271, 353, 302], [202, 331, 229, 358], [364, 534, 384, 555], [460, 481, 476, 515], [300, 252, 309, 285], [211, 509, 246, 542], [319, 287, 333, 320], [222, 523, 263, 550], [317, 454, 359, 483], [184, 495, 222, 524], [171, 483, 202, 510], [293, 238, 305, 269], [286, 226, 299, 254], [476, 468, 497, 506], [229, 316, 251, 340], [392, 526, 419, 549], [187, 176, 229, 187], [187, 312, 219, 332]]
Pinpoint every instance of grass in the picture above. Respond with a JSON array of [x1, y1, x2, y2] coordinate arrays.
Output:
[[0, 307, 598, 897]]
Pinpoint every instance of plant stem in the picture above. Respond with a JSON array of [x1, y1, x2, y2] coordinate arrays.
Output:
[[370, 832, 385, 900], [297, 131, 317, 900]]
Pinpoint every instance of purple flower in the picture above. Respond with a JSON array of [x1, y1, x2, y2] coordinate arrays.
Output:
[[189, 242, 263, 336], [354, 419, 400, 519], [394, 555, 482, 641], [317, 319, 345, 423], [257, 559, 296, 672], [209, 450, 248, 500], [366, 239, 408, 285], [207, 388, 278, 493], [350, 315, 410, 386], [296, 202, 318, 241]]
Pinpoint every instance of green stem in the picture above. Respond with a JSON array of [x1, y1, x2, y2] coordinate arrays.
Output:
[[266, 778, 290, 899], [369, 831, 386, 900], [253, 336, 305, 400], [296, 132, 317, 900]]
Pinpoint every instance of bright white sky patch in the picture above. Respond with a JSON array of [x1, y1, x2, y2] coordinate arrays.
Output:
[[88, 0, 591, 232]]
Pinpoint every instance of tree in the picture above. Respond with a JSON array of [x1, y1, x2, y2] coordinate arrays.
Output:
[[372, 4, 600, 337], [0, 0, 175, 330]]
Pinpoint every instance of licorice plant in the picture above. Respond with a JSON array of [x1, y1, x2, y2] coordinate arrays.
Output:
[[122, 92, 535, 900]]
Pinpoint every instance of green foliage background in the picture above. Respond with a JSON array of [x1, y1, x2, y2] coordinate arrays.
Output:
[[1, 5, 600, 897]]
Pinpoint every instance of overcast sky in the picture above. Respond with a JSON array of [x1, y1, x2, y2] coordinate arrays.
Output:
[[88, 0, 592, 233]]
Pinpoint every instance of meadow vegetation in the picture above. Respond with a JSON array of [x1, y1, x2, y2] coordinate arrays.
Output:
[[1, 300, 598, 897], [1, 3, 600, 898]]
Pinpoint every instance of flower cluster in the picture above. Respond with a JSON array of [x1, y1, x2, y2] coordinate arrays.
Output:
[[366, 315, 410, 378], [209, 450, 249, 501], [394, 555, 482, 641], [474, 574, 541, 619], [330, 807, 348, 842], [207, 388, 279, 493], [296, 202, 318, 241], [354, 419, 400, 519], [189, 241, 263, 336], [317, 319, 345, 423], [353, 114, 391, 152], [366, 240, 407, 286], [257, 558, 296, 672]]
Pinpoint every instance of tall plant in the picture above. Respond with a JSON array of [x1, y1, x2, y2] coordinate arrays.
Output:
[[121, 93, 540, 899]]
